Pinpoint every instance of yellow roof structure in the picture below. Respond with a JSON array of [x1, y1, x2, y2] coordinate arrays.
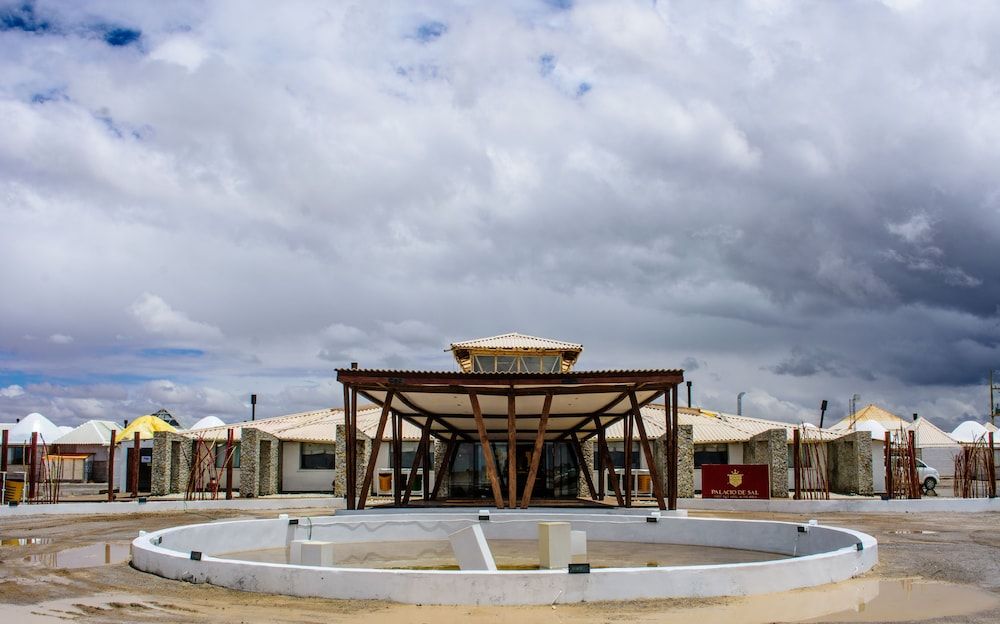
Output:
[[116, 414, 177, 443], [829, 404, 957, 447]]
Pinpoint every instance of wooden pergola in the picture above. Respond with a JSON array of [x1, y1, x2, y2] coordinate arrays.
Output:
[[337, 367, 684, 510]]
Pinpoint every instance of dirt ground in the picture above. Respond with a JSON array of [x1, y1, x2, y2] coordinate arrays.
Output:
[[1, 507, 998, 623]]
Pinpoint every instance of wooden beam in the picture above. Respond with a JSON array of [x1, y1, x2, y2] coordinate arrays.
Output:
[[624, 410, 633, 507], [520, 393, 552, 508], [392, 411, 403, 506], [596, 424, 606, 500], [570, 434, 599, 500], [402, 424, 430, 505], [629, 391, 665, 510], [570, 387, 668, 442], [595, 424, 623, 506], [342, 382, 353, 509], [507, 393, 517, 508], [357, 391, 394, 510], [469, 392, 505, 508], [431, 434, 458, 500], [337, 369, 685, 388]]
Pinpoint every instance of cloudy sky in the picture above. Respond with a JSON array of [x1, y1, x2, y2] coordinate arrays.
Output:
[[2, 0, 998, 430]]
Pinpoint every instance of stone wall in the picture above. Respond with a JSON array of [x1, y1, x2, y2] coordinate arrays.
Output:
[[743, 429, 789, 499], [652, 424, 695, 499], [333, 424, 371, 500], [827, 430, 874, 496], [150, 431, 192, 496], [240, 428, 280, 498]]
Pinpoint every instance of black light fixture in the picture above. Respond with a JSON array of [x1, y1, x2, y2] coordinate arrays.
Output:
[[819, 400, 828, 428], [686, 381, 692, 408], [251, 394, 257, 421]]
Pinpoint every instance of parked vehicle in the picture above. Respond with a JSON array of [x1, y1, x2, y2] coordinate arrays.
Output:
[[916, 458, 939, 492]]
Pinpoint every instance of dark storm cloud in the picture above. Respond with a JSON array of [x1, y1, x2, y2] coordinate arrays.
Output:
[[1, 1, 998, 429]]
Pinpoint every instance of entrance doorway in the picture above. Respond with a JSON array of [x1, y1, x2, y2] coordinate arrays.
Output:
[[448, 441, 579, 500]]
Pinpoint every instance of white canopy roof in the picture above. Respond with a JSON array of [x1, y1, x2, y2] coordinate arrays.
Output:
[[52, 420, 121, 445], [855, 420, 889, 440], [190, 416, 226, 430], [951, 420, 989, 443], [7, 413, 63, 444]]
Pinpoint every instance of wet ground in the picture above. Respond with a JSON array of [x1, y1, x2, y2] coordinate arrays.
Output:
[[0, 507, 998, 622]]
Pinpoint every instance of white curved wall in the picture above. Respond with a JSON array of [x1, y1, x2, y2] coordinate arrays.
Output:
[[131, 512, 877, 605]]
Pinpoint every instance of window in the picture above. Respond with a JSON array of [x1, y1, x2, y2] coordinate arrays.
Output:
[[8, 446, 25, 465], [214, 442, 241, 469], [472, 353, 564, 373], [608, 442, 640, 469], [694, 444, 728, 468], [300, 443, 335, 470], [473, 355, 496, 372], [389, 442, 420, 468]]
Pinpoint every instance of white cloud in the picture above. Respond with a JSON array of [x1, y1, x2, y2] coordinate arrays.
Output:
[[48, 333, 74, 344], [128, 293, 224, 342], [0, 385, 25, 398]]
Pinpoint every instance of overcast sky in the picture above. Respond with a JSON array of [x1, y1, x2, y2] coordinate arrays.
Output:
[[2, 0, 998, 430]]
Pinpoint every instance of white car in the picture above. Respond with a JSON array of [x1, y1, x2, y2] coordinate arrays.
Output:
[[916, 458, 940, 492]]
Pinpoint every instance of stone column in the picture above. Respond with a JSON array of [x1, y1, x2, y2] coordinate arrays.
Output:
[[577, 438, 595, 497], [743, 428, 789, 498], [653, 424, 694, 500], [431, 438, 452, 499], [334, 423, 370, 499], [240, 428, 280, 498], [827, 430, 874, 495], [151, 431, 192, 496]]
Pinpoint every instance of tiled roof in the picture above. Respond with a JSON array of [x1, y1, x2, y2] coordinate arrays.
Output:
[[449, 332, 583, 352], [604, 405, 838, 444], [829, 404, 958, 447]]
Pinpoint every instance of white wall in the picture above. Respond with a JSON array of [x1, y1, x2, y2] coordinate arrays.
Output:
[[281, 441, 335, 493]]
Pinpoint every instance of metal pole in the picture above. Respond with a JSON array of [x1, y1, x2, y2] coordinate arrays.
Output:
[[225, 428, 235, 500], [819, 400, 828, 429], [251, 394, 257, 421], [107, 430, 117, 502], [28, 431, 38, 501], [737, 392, 746, 416], [686, 381, 692, 408], [988, 432, 996, 499]]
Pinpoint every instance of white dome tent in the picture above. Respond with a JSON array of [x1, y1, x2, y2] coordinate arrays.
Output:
[[7, 412, 63, 444], [951, 421, 989, 444], [189, 416, 226, 431]]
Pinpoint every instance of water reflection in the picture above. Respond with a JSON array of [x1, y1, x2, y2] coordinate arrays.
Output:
[[20, 543, 131, 568]]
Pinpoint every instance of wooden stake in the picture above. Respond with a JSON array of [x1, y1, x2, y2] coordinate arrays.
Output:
[[130, 431, 141, 497], [793, 428, 802, 500], [357, 391, 394, 510], [669, 384, 679, 510], [988, 432, 996, 499], [392, 411, 403, 506], [469, 392, 505, 508], [596, 427, 624, 506], [521, 393, 551, 508], [629, 391, 665, 510], [28, 432, 38, 501], [402, 424, 430, 505]]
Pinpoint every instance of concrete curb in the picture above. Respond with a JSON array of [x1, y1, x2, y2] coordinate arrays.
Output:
[[0, 497, 344, 517], [680, 496, 1000, 513]]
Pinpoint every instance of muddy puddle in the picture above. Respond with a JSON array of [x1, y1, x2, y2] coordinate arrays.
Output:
[[219, 538, 787, 569], [0, 537, 54, 546], [16, 543, 131, 568]]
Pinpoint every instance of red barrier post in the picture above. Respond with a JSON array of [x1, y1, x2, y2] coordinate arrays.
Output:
[[107, 430, 117, 502]]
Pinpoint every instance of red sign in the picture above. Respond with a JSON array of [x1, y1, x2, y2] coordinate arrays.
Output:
[[701, 464, 770, 499]]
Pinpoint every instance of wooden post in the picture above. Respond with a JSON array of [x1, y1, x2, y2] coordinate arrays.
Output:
[[402, 425, 430, 505], [907, 430, 920, 499], [431, 434, 457, 500], [629, 391, 666, 510], [988, 432, 996, 499], [343, 382, 354, 509], [507, 394, 517, 508], [422, 426, 432, 501], [596, 425, 606, 501], [225, 428, 234, 500], [521, 393, 551, 508], [670, 384, 679, 510], [357, 392, 394, 510], [130, 431, 141, 497], [107, 429, 117, 502], [624, 410, 633, 507], [884, 431, 893, 499], [392, 411, 403, 506], [595, 426, 624, 506], [793, 428, 802, 500], [469, 392, 505, 508], [28, 431, 38, 501], [570, 434, 599, 500], [1, 428, 8, 473]]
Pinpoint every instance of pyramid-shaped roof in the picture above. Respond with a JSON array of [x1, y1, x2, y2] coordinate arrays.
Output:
[[829, 404, 908, 431], [951, 421, 989, 443], [449, 332, 583, 352], [117, 414, 177, 442], [53, 420, 121, 445], [8, 413, 63, 444]]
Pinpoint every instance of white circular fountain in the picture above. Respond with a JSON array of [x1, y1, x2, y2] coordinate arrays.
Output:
[[131, 510, 877, 605]]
